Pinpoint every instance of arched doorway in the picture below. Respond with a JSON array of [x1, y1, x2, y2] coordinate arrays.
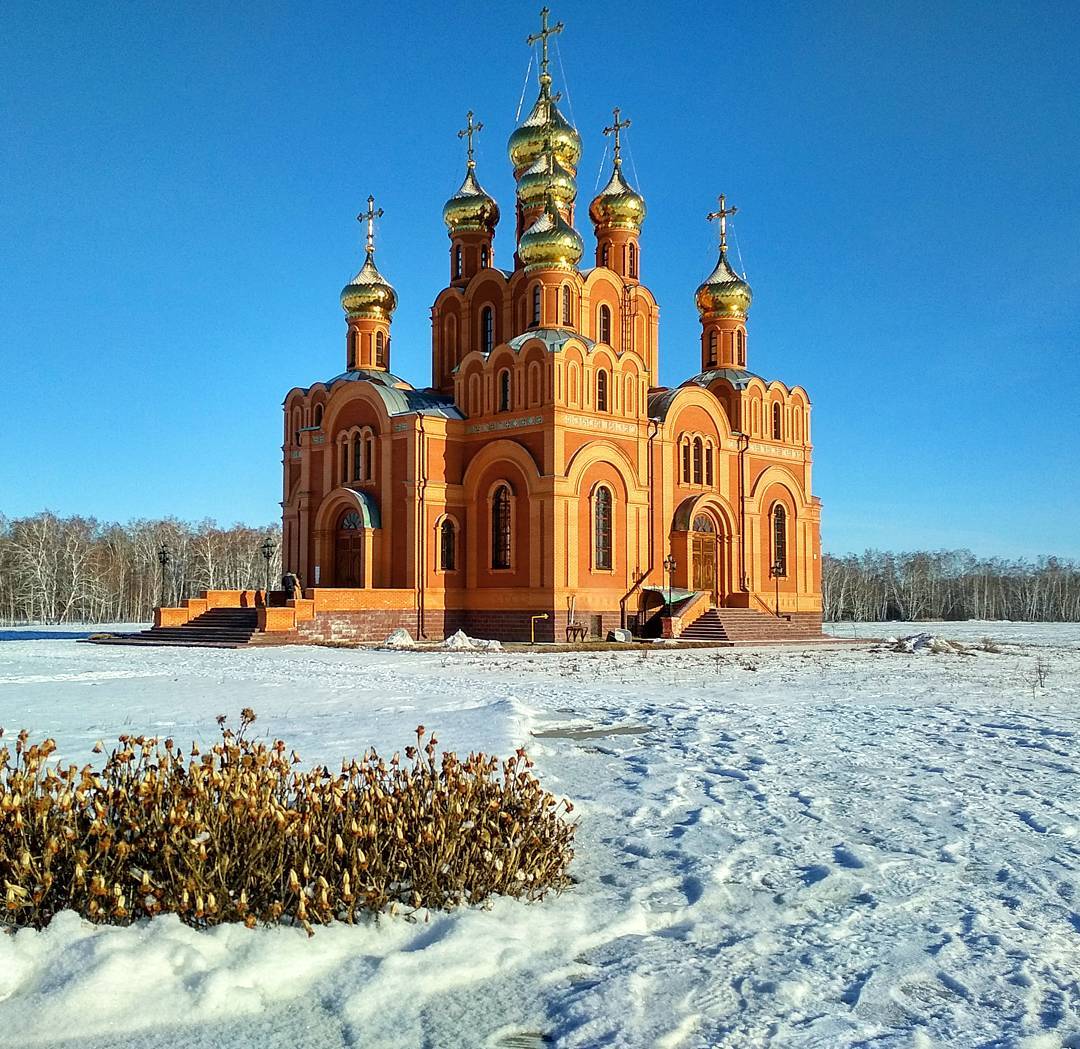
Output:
[[691, 513, 718, 606], [335, 509, 364, 587]]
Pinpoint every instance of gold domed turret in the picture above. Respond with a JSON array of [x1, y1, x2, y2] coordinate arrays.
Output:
[[340, 195, 397, 319], [696, 195, 752, 318], [508, 9, 581, 174], [519, 192, 584, 271], [589, 108, 645, 231], [443, 111, 500, 234], [517, 140, 577, 211]]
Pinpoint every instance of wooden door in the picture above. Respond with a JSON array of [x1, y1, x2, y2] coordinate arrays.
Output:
[[691, 513, 718, 606], [335, 510, 364, 587]]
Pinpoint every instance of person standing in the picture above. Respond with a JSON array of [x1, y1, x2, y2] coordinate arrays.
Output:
[[282, 570, 302, 602]]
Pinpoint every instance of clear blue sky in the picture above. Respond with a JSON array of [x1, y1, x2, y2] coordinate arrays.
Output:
[[2, 1, 1077, 558]]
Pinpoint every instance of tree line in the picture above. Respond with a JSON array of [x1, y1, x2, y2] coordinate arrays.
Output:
[[0, 513, 281, 625], [823, 550, 1080, 622], [2, 512, 1078, 624]]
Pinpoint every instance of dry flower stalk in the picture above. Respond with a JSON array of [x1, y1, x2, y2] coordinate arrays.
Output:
[[0, 712, 575, 935]]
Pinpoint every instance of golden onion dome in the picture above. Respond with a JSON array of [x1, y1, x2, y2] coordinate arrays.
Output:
[[442, 166, 500, 233], [695, 250, 752, 318], [589, 162, 646, 230], [340, 251, 398, 318], [518, 196, 584, 271], [508, 79, 582, 174], [517, 149, 577, 210]]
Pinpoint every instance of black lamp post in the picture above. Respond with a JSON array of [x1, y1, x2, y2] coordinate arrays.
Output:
[[157, 544, 170, 608], [663, 554, 677, 616], [260, 535, 276, 595], [770, 558, 783, 616]]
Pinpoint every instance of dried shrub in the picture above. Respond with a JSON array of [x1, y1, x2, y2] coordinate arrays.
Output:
[[0, 711, 575, 934]]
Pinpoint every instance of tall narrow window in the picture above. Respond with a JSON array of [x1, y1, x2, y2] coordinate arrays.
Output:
[[597, 370, 609, 412], [601, 243, 610, 267], [772, 403, 782, 440], [341, 440, 349, 483], [737, 329, 745, 366], [498, 369, 511, 412], [681, 440, 690, 483], [365, 434, 375, 480], [628, 242, 637, 278], [705, 444, 714, 487], [562, 285, 572, 325], [349, 329, 359, 369], [440, 519, 456, 572], [594, 486, 613, 570], [482, 306, 494, 355], [352, 434, 362, 482], [599, 305, 612, 345], [693, 437, 703, 485], [454, 245, 462, 279], [492, 485, 511, 569], [708, 330, 717, 366], [313, 404, 323, 428], [480, 245, 490, 269], [532, 285, 541, 326], [375, 330, 386, 368], [772, 504, 788, 576]]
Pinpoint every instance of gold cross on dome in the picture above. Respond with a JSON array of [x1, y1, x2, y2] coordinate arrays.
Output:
[[706, 193, 738, 251], [357, 194, 384, 255], [527, 6, 564, 79], [603, 107, 632, 166], [457, 110, 484, 168]]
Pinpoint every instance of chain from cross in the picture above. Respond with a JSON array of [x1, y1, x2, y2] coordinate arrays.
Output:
[[706, 194, 738, 251], [527, 6, 564, 79], [357, 194, 384, 255], [457, 110, 484, 169], [603, 107, 632, 166]]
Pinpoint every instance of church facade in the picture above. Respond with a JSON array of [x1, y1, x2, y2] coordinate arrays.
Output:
[[280, 13, 822, 643]]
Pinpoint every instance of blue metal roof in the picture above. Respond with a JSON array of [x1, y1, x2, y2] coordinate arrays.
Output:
[[689, 367, 763, 390], [309, 370, 464, 420], [506, 327, 596, 354]]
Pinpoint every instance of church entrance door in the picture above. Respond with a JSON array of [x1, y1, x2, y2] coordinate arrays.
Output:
[[691, 514, 719, 606], [335, 510, 365, 587]]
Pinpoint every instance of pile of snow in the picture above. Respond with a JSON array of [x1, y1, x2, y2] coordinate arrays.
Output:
[[442, 629, 502, 652], [382, 627, 416, 649], [893, 632, 966, 654]]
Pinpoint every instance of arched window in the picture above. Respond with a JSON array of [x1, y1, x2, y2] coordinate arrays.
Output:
[[708, 330, 717, 366], [562, 285, 572, 325], [349, 329, 359, 369], [482, 306, 494, 355], [498, 368, 511, 412], [772, 504, 788, 577], [453, 245, 462, 279], [737, 329, 745, 366], [705, 443, 714, 487], [693, 437, 703, 485], [340, 438, 349, 483], [531, 285, 541, 326], [352, 434, 363, 482], [339, 510, 363, 530], [440, 519, 456, 572], [365, 433, 375, 481], [601, 243, 610, 268], [599, 305, 612, 345], [313, 404, 323, 428], [692, 514, 715, 534], [628, 242, 637, 278], [492, 485, 511, 569], [480, 245, 490, 269], [681, 440, 691, 483], [772, 402, 782, 440], [594, 486, 613, 571], [375, 330, 386, 368], [597, 370, 609, 412]]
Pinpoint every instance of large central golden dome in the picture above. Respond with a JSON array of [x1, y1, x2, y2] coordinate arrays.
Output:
[[508, 78, 582, 175], [517, 148, 577, 211], [518, 195, 584, 271]]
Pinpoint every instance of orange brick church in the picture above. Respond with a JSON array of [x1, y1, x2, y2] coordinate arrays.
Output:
[[271, 11, 823, 644]]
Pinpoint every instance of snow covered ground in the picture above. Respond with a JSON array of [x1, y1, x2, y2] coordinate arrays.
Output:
[[1, 623, 1078, 1048]]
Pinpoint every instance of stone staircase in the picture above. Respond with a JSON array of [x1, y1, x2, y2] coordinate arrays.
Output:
[[89, 608, 264, 648], [679, 607, 822, 644]]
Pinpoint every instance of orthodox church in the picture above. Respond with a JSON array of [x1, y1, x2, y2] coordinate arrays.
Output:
[[278, 10, 822, 643]]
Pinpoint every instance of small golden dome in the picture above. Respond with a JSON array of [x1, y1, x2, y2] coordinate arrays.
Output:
[[517, 149, 577, 210], [519, 197, 584, 271], [443, 166, 500, 233], [589, 162, 646, 230], [695, 251, 752, 318], [507, 80, 582, 174], [340, 252, 398, 318]]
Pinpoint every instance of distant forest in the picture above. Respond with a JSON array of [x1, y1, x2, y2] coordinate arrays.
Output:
[[1, 512, 1078, 624]]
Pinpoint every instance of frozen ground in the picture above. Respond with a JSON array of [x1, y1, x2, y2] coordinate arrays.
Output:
[[0, 623, 1078, 1048]]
